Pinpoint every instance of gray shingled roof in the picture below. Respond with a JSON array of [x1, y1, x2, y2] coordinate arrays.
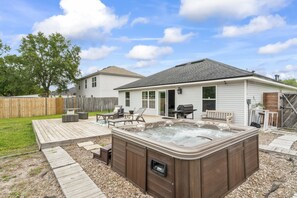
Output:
[[116, 58, 271, 90], [79, 66, 143, 80]]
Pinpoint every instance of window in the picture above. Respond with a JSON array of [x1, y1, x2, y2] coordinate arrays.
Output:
[[85, 79, 87, 89], [142, 91, 148, 108], [142, 91, 155, 109], [149, 91, 155, 109], [202, 86, 216, 112], [78, 84, 80, 90], [92, 77, 96, 87], [125, 92, 130, 107]]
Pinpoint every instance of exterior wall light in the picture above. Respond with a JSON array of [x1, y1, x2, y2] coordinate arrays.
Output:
[[177, 87, 182, 94]]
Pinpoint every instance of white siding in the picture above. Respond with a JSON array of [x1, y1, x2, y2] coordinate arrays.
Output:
[[217, 81, 245, 125], [119, 90, 157, 114], [76, 74, 141, 97], [175, 85, 201, 119], [246, 80, 296, 106], [117, 80, 296, 126], [118, 81, 246, 124], [76, 75, 100, 97]]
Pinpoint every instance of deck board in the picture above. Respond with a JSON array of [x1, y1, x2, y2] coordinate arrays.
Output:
[[43, 146, 106, 198], [32, 117, 111, 149]]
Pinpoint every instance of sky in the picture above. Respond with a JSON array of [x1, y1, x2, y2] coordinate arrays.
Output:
[[1, 0, 297, 80]]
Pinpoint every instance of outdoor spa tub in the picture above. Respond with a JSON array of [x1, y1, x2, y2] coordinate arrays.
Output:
[[111, 120, 259, 198]]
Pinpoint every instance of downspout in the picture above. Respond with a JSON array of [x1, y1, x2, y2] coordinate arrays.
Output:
[[243, 80, 248, 126]]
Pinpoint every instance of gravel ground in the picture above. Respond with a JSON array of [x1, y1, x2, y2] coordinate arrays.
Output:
[[63, 136, 152, 198], [0, 152, 64, 198], [258, 131, 281, 145], [227, 152, 297, 198], [1, 132, 297, 198], [291, 142, 297, 151]]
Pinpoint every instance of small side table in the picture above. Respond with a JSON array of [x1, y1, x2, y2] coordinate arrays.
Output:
[[78, 112, 88, 119], [62, 114, 79, 122], [92, 144, 112, 165]]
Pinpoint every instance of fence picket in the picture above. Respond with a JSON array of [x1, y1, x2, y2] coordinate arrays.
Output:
[[0, 97, 118, 118]]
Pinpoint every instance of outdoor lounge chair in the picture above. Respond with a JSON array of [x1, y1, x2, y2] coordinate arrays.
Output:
[[96, 105, 124, 123], [107, 108, 146, 128]]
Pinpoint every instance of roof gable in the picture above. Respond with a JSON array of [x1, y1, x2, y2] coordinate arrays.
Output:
[[79, 66, 143, 80]]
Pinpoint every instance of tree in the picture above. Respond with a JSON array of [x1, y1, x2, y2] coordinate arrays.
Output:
[[0, 39, 10, 56], [19, 32, 81, 97], [282, 78, 297, 87], [0, 39, 39, 96]]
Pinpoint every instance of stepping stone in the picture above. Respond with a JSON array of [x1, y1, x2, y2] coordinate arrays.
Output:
[[43, 147, 76, 169], [91, 148, 101, 154], [259, 144, 297, 157], [83, 144, 102, 151], [278, 135, 297, 142], [42, 146, 106, 198], [270, 136, 295, 150], [77, 141, 94, 147]]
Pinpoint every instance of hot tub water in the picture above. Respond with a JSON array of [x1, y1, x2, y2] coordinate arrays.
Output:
[[136, 124, 234, 147]]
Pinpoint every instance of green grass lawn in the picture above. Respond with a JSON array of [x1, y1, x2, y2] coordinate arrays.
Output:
[[0, 111, 107, 157]]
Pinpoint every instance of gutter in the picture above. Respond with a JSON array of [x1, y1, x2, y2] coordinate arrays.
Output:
[[115, 76, 297, 91]]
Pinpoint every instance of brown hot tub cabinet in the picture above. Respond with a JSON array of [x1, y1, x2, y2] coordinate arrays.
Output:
[[111, 121, 259, 198]]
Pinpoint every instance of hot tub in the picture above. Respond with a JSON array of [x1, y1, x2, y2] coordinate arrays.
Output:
[[111, 120, 259, 198]]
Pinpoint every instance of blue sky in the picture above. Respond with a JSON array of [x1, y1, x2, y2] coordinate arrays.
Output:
[[1, 0, 297, 80]]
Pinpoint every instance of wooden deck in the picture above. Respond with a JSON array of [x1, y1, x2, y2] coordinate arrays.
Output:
[[32, 117, 111, 149]]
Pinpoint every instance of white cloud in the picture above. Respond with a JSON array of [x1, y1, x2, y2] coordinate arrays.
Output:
[[113, 36, 160, 42], [131, 17, 149, 26], [135, 60, 157, 68], [159, 27, 194, 43], [277, 65, 297, 79], [222, 15, 286, 37], [80, 46, 117, 60], [258, 38, 297, 54], [179, 0, 286, 21], [33, 0, 128, 38], [126, 45, 173, 60]]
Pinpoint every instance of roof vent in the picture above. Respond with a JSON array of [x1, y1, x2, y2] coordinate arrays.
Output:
[[175, 63, 187, 67], [191, 59, 205, 64], [251, 70, 255, 73], [275, 74, 280, 81]]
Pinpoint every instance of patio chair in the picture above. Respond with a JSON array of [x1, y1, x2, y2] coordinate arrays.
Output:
[[108, 108, 146, 128], [96, 105, 124, 122]]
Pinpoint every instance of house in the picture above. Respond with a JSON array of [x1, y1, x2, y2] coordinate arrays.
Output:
[[76, 66, 143, 98], [116, 58, 297, 126], [50, 87, 76, 98]]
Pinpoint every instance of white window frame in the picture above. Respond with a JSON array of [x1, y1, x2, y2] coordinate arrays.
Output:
[[92, 77, 97, 87], [142, 91, 148, 108], [142, 91, 156, 109], [201, 85, 217, 112], [149, 91, 156, 109], [125, 92, 130, 107]]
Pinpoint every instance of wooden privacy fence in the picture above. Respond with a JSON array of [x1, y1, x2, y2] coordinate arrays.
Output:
[[0, 97, 63, 119], [263, 92, 297, 129], [0, 97, 117, 119], [64, 97, 118, 112]]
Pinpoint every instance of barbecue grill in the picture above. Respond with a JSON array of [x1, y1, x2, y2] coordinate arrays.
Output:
[[172, 104, 197, 119]]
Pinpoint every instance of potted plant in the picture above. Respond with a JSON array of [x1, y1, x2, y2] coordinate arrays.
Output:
[[255, 103, 265, 110]]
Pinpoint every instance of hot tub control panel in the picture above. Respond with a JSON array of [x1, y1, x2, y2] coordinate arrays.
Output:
[[151, 159, 167, 177]]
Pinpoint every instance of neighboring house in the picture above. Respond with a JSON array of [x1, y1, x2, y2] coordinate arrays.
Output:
[[76, 66, 143, 97], [50, 87, 76, 98], [116, 58, 297, 126]]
